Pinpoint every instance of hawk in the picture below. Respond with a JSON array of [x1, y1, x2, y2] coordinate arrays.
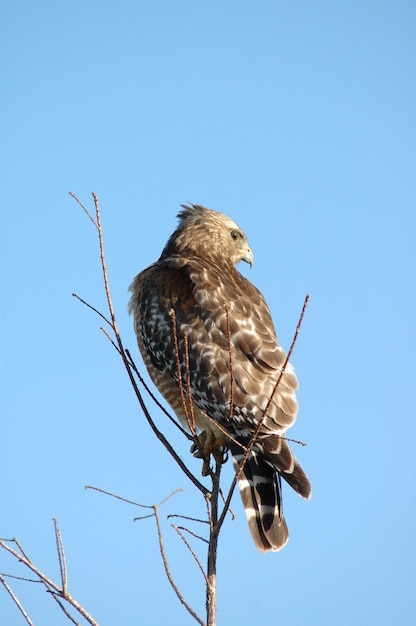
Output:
[[129, 204, 311, 551]]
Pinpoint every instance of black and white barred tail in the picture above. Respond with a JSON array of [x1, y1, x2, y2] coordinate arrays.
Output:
[[231, 442, 311, 552]]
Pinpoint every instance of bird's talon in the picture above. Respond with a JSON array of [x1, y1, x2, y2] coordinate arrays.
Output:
[[190, 431, 227, 475]]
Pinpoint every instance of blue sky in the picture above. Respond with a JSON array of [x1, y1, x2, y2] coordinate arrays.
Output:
[[2, 2, 415, 624]]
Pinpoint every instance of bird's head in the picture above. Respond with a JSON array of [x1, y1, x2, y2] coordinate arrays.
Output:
[[160, 203, 254, 267]]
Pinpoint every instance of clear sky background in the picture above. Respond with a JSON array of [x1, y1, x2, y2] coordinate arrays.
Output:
[[2, 2, 415, 625]]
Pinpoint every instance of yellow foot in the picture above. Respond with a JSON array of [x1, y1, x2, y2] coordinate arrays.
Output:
[[191, 430, 228, 476]]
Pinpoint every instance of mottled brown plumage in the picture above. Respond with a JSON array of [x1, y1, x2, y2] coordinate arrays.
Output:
[[129, 204, 311, 551]]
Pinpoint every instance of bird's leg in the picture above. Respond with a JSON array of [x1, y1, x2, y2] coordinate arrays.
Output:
[[190, 431, 211, 476], [191, 430, 228, 476]]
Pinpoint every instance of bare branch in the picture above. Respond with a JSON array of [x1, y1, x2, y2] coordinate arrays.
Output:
[[0, 573, 35, 626], [125, 349, 193, 441], [153, 503, 206, 626], [13, 537, 31, 562], [183, 331, 196, 435], [49, 593, 81, 625], [99, 325, 121, 352], [0, 534, 99, 626], [0, 540, 61, 593], [171, 525, 209, 545], [85, 484, 206, 622], [171, 524, 208, 582], [0, 573, 41, 584], [170, 309, 191, 430], [69, 192, 98, 229], [217, 294, 310, 533], [224, 305, 234, 420], [262, 294, 310, 418], [283, 435, 307, 447], [85, 484, 156, 509], [167, 514, 209, 526], [170, 309, 211, 478], [53, 518, 68, 598], [158, 489, 185, 507], [72, 293, 113, 328]]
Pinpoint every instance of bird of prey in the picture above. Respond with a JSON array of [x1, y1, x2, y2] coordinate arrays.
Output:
[[129, 204, 311, 551]]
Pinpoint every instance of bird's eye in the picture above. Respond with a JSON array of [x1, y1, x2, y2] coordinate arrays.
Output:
[[230, 230, 240, 241]]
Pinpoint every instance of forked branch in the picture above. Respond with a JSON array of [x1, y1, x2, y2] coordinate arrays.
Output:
[[0, 520, 98, 626], [86, 485, 206, 626]]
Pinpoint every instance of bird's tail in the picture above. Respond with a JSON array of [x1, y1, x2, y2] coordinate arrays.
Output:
[[231, 438, 311, 552], [231, 446, 289, 552]]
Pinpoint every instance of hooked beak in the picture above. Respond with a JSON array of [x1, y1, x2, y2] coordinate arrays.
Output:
[[242, 246, 254, 268]]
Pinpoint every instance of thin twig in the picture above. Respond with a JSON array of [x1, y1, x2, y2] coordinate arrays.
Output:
[[167, 514, 209, 525], [0, 573, 35, 626], [53, 518, 68, 598], [72, 293, 113, 328], [158, 489, 185, 507], [262, 294, 310, 419], [172, 525, 209, 544], [125, 349, 193, 440], [85, 485, 186, 523], [224, 305, 234, 420], [154, 504, 206, 626], [69, 192, 98, 229], [0, 573, 42, 584], [0, 538, 99, 626], [133, 513, 157, 521], [217, 294, 310, 533], [170, 309, 210, 476], [124, 361, 207, 493], [171, 525, 208, 581], [75, 287, 184, 433], [49, 593, 80, 625], [283, 435, 307, 447], [170, 309, 191, 428], [217, 487, 236, 521], [183, 331, 196, 435], [100, 325, 120, 352], [0, 541, 59, 590], [85, 484, 157, 509], [13, 537, 31, 562], [92, 193, 118, 336]]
